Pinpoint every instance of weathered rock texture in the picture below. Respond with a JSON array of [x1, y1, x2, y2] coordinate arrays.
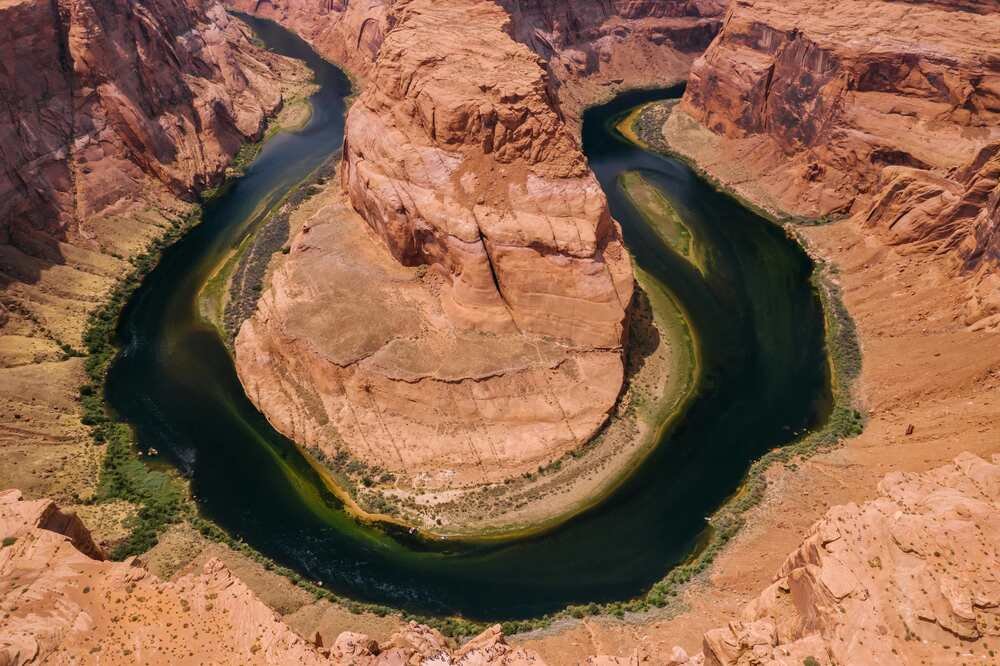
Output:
[[232, 0, 728, 512], [226, 0, 391, 78], [500, 0, 726, 122], [0, 488, 544, 665], [0, 0, 300, 498], [680, 452, 1000, 666], [667, 0, 1000, 327], [235, 0, 650, 505], [4, 454, 997, 664]]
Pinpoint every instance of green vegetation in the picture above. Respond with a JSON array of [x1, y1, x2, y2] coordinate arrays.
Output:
[[619, 171, 694, 261], [2, 537, 16, 548], [804, 657, 821, 666], [80, 211, 198, 559]]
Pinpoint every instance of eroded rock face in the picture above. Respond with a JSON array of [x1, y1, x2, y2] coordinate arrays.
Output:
[[225, 0, 391, 78], [0, 489, 328, 665], [0, 0, 291, 249], [341, 0, 633, 348], [235, 0, 647, 510], [683, 453, 1000, 666], [0, 0, 297, 490], [0, 488, 546, 665], [670, 0, 1000, 327], [500, 0, 726, 121]]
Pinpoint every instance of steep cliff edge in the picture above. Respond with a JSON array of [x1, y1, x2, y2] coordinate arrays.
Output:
[[663, 0, 1000, 327], [0, 0, 301, 500], [225, 0, 391, 78], [5, 453, 997, 664]]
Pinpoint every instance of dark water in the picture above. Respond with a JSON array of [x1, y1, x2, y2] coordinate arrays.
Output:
[[105, 19, 830, 620]]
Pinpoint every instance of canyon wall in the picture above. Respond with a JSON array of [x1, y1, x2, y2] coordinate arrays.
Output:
[[226, 0, 391, 78], [666, 0, 1000, 327], [500, 0, 726, 120], [0, 0, 299, 494]]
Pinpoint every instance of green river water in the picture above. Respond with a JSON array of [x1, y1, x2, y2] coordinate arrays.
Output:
[[105, 17, 831, 620]]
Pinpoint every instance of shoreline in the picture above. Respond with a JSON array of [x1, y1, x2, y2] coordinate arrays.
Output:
[[78, 12, 861, 632]]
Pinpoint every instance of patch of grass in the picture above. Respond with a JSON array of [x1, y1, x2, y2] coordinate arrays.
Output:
[[80, 211, 200, 559], [2, 537, 16, 548]]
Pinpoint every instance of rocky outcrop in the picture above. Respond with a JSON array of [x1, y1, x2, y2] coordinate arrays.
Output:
[[225, 0, 391, 78], [0, 489, 329, 665], [668, 452, 1000, 666], [500, 0, 726, 121], [234, 0, 645, 517], [0, 0, 301, 484], [0, 0, 293, 251], [666, 0, 1000, 327], [0, 488, 545, 664], [5, 453, 997, 664]]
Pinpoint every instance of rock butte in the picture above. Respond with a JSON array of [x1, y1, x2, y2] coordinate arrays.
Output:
[[231, 0, 724, 508], [3, 453, 997, 663]]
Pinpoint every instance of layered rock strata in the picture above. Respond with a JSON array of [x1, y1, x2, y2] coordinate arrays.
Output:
[[226, 0, 391, 78], [668, 453, 1000, 666], [5, 454, 997, 664], [0, 488, 543, 665], [0, 0, 301, 495], [666, 0, 1000, 327], [235, 0, 643, 505], [500, 0, 726, 121]]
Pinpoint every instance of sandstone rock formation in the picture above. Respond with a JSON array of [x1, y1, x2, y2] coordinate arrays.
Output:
[[686, 452, 1000, 666], [226, 0, 391, 78], [0, 488, 544, 664], [500, 0, 726, 121], [234, 0, 642, 513], [0, 0, 302, 497], [666, 0, 1000, 327], [5, 453, 997, 664]]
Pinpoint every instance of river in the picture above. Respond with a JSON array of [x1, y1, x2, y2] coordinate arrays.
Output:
[[104, 17, 830, 620]]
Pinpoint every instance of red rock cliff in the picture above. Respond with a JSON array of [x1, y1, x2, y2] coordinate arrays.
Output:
[[0, 0, 297, 467], [500, 0, 725, 119], [669, 0, 1000, 327]]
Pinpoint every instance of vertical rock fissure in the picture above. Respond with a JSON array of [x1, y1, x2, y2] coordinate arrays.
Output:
[[476, 226, 522, 334]]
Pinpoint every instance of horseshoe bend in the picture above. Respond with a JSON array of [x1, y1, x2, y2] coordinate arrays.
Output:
[[1, 0, 999, 663]]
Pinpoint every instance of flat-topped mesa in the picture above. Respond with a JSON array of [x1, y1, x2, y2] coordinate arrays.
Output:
[[669, 0, 1000, 326], [342, 0, 633, 348], [233, 0, 638, 521]]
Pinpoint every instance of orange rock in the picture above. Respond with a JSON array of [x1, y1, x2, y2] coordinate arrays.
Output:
[[671, 0, 1000, 328], [235, 0, 641, 507], [674, 453, 1000, 666]]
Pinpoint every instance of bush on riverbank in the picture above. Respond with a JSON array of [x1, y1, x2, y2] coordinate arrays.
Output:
[[79, 210, 199, 559]]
